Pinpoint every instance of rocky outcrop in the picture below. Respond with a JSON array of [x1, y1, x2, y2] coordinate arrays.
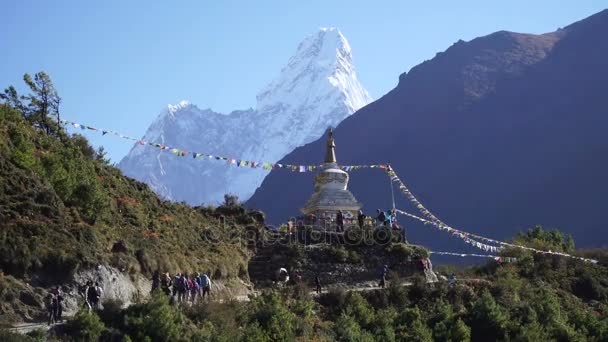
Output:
[[60, 265, 151, 316]]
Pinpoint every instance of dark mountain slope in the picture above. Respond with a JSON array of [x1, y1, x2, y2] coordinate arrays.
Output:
[[247, 10, 608, 248]]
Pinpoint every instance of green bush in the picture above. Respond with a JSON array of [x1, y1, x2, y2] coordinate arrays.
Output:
[[386, 243, 429, 260], [334, 313, 375, 342], [121, 292, 191, 341], [65, 310, 105, 342], [242, 291, 297, 341]]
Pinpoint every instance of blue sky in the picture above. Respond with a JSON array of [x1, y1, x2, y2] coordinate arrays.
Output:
[[1, 0, 605, 162]]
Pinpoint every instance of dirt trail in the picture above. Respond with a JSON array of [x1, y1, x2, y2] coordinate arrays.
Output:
[[9, 280, 452, 334]]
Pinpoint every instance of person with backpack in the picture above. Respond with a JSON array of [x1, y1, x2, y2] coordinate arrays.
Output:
[[161, 272, 172, 297], [46, 293, 56, 325], [200, 273, 211, 300], [173, 273, 181, 299], [194, 273, 203, 299], [178, 273, 189, 303], [190, 275, 200, 303]]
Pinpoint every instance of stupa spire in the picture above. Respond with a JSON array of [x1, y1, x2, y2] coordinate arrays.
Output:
[[325, 128, 337, 163]]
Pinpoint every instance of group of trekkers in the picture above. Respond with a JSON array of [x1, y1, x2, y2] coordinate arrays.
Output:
[[375, 209, 398, 229], [332, 208, 400, 231], [151, 271, 212, 304], [46, 280, 103, 325]]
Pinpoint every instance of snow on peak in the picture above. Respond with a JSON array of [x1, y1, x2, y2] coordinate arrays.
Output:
[[293, 27, 352, 61], [164, 100, 193, 118], [119, 28, 372, 205], [256, 28, 370, 112]]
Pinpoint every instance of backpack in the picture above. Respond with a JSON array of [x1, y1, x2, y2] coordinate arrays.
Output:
[[201, 275, 210, 287], [192, 281, 200, 291]]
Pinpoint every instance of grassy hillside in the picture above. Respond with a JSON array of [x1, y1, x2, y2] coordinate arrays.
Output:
[[0, 100, 263, 322]]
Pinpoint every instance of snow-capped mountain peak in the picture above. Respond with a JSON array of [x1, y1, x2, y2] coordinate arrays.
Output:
[[256, 28, 370, 113], [119, 28, 371, 205]]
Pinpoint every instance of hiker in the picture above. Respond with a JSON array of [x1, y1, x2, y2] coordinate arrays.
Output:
[[386, 209, 394, 228], [379, 265, 389, 288], [194, 272, 202, 299], [190, 274, 200, 303], [91, 282, 103, 309], [357, 210, 366, 229], [173, 273, 181, 299], [151, 270, 161, 293], [46, 293, 56, 325], [376, 209, 387, 227], [336, 210, 344, 232], [161, 272, 172, 296], [85, 280, 94, 310], [200, 273, 211, 300], [87, 281, 101, 310], [315, 274, 322, 294], [53, 286, 64, 322], [178, 273, 189, 303]]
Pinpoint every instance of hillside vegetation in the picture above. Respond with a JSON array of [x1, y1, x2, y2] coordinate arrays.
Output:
[[3, 227, 608, 341], [0, 73, 262, 322]]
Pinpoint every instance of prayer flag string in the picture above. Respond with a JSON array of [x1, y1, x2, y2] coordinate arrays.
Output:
[[60, 119, 385, 172], [429, 251, 517, 262], [387, 168, 598, 264]]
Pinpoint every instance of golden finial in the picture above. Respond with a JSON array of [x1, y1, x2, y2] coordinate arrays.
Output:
[[325, 128, 337, 163]]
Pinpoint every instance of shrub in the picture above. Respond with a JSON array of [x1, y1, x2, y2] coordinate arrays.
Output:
[[122, 292, 195, 341], [242, 291, 297, 341], [65, 310, 105, 342], [387, 243, 429, 260], [334, 313, 375, 342]]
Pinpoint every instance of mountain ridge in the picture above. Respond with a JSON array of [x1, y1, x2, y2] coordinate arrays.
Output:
[[247, 9, 608, 249]]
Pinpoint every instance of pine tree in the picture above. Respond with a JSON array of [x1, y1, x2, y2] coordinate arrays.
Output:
[[21, 71, 61, 135]]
